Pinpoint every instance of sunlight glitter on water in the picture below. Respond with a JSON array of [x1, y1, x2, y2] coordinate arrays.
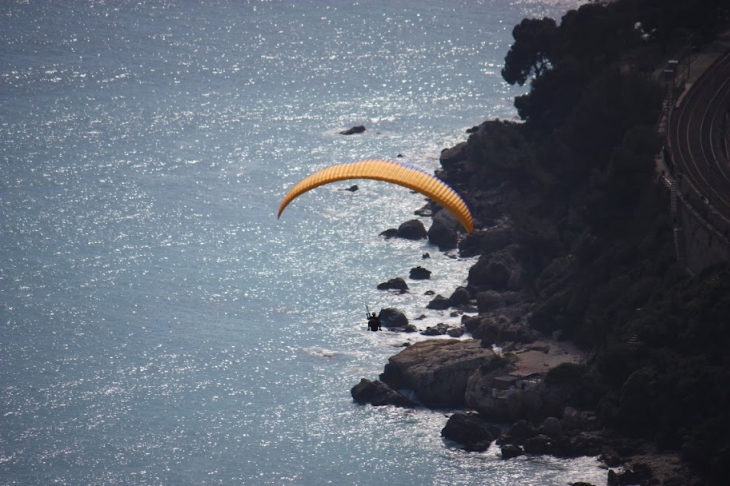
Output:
[[1, 1, 600, 484]]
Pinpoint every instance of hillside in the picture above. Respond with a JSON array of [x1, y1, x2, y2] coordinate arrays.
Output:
[[441, 0, 730, 483]]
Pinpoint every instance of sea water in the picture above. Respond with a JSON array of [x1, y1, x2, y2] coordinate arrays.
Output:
[[0, 1, 607, 484]]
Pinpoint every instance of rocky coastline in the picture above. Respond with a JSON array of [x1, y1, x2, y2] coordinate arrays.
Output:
[[349, 2, 730, 484], [351, 134, 702, 486]]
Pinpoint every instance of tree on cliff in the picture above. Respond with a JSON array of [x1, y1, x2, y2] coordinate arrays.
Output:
[[501, 17, 558, 86], [502, 2, 642, 130]]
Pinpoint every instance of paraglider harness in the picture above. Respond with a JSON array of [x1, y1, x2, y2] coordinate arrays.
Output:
[[366, 305, 381, 332]]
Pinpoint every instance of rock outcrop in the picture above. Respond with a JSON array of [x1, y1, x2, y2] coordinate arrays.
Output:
[[350, 379, 416, 407], [379, 307, 409, 329], [428, 209, 461, 249], [426, 294, 452, 310], [462, 314, 536, 345], [439, 142, 468, 171], [467, 247, 524, 292], [441, 412, 499, 452], [398, 219, 428, 240], [409, 266, 431, 279], [379, 339, 501, 408], [377, 277, 408, 292], [458, 225, 513, 258], [449, 286, 471, 306], [464, 343, 587, 422]]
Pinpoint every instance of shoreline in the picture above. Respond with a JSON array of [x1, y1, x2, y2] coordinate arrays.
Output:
[[352, 4, 730, 483], [351, 134, 701, 486]]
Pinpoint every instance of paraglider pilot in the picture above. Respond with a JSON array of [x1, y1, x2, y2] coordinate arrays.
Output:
[[367, 310, 381, 332]]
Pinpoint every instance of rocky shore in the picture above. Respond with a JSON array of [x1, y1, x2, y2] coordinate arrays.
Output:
[[348, 3, 730, 483], [350, 133, 702, 486]]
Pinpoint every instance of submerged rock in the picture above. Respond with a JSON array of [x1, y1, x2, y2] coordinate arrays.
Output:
[[350, 379, 416, 407], [377, 277, 408, 292], [379, 228, 399, 239], [340, 125, 366, 135]]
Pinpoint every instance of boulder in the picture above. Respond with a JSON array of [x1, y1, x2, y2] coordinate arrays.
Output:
[[449, 286, 471, 306], [580, 411, 600, 431], [493, 303, 532, 325], [558, 431, 604, 457], [439, 141, 468, 170], [426, 294, 451, 310], [377, 277, 408, 292], [421, 323, 450, 336], [487, 423, 503, 440], [462, 315, 535, 345], [397, 219, 427, 240], [540, 416, 563, 438], [496, 419, 546, 450], [475, 290, 505, 312], [462, 315, 483, 335], [379, 228, 399, 239], [523, 434, 553, 454], [458, 226, 513, 258], [379, 308, 409, 328], [468, 252, 513, 291], [441, 412, 494, 452], [468, 248, 525, 292], [340, 125, 366, 135], [414, 204, 432, 218], [447, 326, 466, 338], [428, 209, 460, 249], [350, 379, 416, 407], [505, 419, 539, 445], [561, 406, 582, 432], [500, 444, 524, 459], [380, 339, 495, 408], [607, 463, 654, 486], [409, 266, 431, 280]]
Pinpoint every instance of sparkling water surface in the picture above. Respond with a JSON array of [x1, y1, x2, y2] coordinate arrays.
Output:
[[1, 1, 605, 484]]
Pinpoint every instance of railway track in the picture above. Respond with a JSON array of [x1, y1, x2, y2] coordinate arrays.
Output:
[[670, 50, 730, 217]]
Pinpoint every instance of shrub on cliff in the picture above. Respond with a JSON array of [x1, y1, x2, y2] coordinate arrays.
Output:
[[592, 264, 730, 481]]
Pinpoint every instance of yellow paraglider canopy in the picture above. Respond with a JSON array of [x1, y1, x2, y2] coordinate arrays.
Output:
[[277, 158, 473, 234]]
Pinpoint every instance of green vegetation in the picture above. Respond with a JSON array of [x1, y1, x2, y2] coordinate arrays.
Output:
[[458, 0, 730, 481]]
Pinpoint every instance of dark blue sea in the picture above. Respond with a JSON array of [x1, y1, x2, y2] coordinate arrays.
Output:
[[1, 1, 606, 484]]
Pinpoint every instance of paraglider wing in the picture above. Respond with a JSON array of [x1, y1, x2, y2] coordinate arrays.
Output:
[[277, 159, 473, 234]]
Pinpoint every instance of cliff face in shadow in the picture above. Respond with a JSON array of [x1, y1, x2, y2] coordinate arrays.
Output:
[[439, 0, 730, 482]]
